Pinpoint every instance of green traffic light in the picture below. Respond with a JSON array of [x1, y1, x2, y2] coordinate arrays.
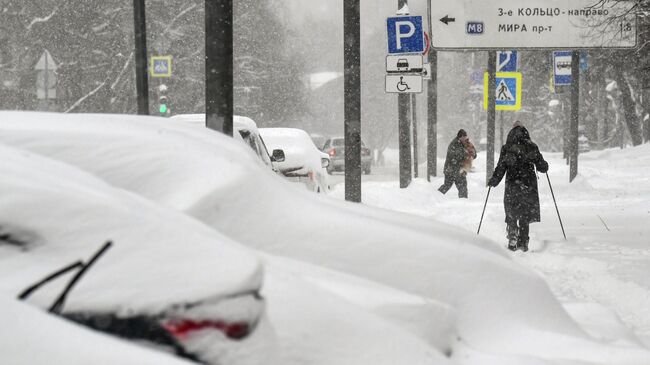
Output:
[[159, 104, 168, 114]]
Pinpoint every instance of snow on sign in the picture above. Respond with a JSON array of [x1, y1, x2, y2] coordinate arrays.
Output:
[[150, 56, 172, 78], [430, 0, 636, 49], [387, 16, 424, 54], [483, 72, 522, 111]]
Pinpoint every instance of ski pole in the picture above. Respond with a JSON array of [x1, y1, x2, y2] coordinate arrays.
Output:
[[546, 174, 567, 240], [477, 187, 491, 235]]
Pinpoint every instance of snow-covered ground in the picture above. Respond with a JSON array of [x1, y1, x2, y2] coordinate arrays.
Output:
[[333, 145, 650, 349], [1, 112, 649, 364]]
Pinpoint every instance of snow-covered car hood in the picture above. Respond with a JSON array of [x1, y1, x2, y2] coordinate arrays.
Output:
[[0, 141, 263, 316]]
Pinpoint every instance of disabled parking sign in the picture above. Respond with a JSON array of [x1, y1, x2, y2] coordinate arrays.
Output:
[[483, 72, 522, 111]]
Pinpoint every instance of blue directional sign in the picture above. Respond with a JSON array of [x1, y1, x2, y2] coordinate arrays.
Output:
[[497, 51, 518, 72], [387, 16, 424, 54], [483, 72, 522, 111]]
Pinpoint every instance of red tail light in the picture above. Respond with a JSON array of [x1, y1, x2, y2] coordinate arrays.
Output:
[[328, 149, 336, 157], [308, 171, 315, 181], [162, 319, 250, 340]]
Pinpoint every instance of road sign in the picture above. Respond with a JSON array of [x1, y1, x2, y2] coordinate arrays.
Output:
[[579, 52, 588, 71], [386, 55, 423, 73], [430, 0, 637, 49], [483, 72, 522, 111], [34, 50, 57, 100], [497, 51, 518, 72], [387, 16, 424, 54], [150, 56, 172, 78], [386, 75, 423, 93], [553, 50, 572, 85]]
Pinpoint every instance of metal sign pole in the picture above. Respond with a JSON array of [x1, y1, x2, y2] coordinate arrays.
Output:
[[412, 94, 419, 178], [44, 51, 49, 102], [426, 0, 437, 180], [205, 0, 233, 136], [398, 0, 412, 188], [133, 0, 149, 115], [344, 0, 362, 202], [569, 50, 580, 182], [486, 51, 497, 184]]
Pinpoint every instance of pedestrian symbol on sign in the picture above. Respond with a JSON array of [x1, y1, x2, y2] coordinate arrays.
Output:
[[497, 80, 513, 101]]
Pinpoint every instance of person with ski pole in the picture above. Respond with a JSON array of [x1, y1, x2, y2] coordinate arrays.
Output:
[[439, 129, 477, 198], [487, 122, 548, 252]]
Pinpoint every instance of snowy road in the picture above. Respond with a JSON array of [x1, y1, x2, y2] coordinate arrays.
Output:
[[332, 146, 650, 347]]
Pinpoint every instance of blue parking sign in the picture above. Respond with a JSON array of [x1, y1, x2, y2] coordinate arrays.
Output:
[[387, 16, 424, 54]]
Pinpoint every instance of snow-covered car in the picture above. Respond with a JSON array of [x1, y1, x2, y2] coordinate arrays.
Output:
[[171, 114, 283, 171], [0, 142, 269, 365], [322, 137, 372, 174], [259, 127, 330, 193]]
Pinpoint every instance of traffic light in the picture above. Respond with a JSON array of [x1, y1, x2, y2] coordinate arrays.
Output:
[[157, 84, 170, 116], [158, 95, 169, 115]]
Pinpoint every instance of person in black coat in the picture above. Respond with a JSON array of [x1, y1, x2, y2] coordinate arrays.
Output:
[[439, 129, 476, 198], [488, 123, 548, 251]]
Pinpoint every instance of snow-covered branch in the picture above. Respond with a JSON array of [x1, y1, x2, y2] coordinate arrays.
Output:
[[64, 82, 106, 113], [27, 8, 58, 31]]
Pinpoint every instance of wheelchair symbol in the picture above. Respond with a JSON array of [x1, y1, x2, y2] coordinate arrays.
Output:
[[396, 76, 411, 92]]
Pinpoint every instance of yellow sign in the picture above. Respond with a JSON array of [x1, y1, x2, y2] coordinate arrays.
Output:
[[483, 72, 522, 111], [150, 56, 172, 78]]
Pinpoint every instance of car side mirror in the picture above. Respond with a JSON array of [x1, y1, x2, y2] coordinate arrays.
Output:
[[321, 158, 330, 168], [271, 149, 285, 163]]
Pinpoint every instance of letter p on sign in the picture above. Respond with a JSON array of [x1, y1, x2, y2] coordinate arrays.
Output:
[[387, 16, 424, 54]]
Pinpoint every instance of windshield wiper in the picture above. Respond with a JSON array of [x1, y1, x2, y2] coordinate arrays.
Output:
[[18, 241, 113, 315]]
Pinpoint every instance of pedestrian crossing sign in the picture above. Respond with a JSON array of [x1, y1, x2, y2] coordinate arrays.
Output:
[[483, 72, 522, 111], [150, 56, 172, 78]]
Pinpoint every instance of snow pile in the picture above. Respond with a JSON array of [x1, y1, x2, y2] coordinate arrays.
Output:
[[334, 146, 650, 351], [1, 112, 649, 364]]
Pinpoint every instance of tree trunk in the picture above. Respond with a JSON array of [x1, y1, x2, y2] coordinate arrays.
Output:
[[614, 68, 643, 146]]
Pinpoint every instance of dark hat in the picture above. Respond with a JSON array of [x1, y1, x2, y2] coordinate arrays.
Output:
[[457, 129, 467, 138]]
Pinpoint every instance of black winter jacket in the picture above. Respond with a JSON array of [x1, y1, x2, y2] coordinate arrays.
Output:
[[489, 127, 548, 224], [443, 138, 467, 176]]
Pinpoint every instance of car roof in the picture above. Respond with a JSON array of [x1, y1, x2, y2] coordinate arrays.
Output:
[[171, 114, 259, 132]]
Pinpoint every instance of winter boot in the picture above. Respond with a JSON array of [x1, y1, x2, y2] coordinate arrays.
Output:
[[506, 224, 518, 251], [518, 223, 530, 252], [518, 237, 529, 252]]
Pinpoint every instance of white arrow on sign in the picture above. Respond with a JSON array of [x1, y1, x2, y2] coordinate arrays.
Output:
[[34, 50, 57, 71], [497, 51, 512, 72]]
